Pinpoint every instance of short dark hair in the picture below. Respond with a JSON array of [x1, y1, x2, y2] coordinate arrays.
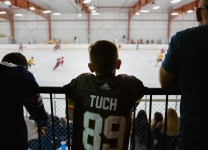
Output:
[[2, 52, 28, 70], [88, 40, 118, 74]]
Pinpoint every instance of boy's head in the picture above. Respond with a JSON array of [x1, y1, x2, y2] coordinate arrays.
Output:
[[2, 52, 28, 70], [88, 40, 121, 75]]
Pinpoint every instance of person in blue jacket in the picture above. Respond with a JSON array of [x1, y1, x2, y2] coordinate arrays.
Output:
[[0, 52, 48, 150]]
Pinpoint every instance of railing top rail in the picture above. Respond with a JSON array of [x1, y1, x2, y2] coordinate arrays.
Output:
[[37, 87, 181, 95], [37, 87, 65, 93], [145, 88, 181, 95]]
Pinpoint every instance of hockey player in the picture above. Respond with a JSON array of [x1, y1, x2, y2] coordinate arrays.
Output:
[[28, 57, 35, 69], [118, 42, 122, 50], [155, 53, 164, 67], [53, 57, 64, 70], [19, 42, 23, 52], [161, 47, 166, 53], [53, 43, 59, 51]]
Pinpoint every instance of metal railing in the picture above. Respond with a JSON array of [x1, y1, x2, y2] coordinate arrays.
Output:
[[29, 87, 181, 150]]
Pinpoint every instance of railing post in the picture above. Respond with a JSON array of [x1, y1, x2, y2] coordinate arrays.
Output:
[[145, 101, 147, 112], [148, 95, 153, 150], [50, 93, 56, 150], [35, 93, 42, 150], [54, 100, 57, 116], [163, 94, 169, 150], [65, 94, 71, 150]]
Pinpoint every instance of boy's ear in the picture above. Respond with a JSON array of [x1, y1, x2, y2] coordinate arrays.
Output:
[[196, 8, 202, 22], [88, 63, 94, 73], [116, 59, 121, 70]]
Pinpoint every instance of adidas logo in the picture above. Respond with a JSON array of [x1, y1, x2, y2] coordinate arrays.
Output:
[[100, 83, 111, 90]]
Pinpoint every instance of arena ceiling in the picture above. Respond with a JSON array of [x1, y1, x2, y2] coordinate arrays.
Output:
[[0, 0, 199, 16]]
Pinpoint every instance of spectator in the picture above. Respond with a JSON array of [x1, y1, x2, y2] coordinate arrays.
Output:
[[141, 39, 144, 44], [137, 110, 146, 117], [137, 40, 140, 44], [146, 40, 149, 44], [151, 39, 154, 44], [131, 39, 134, 44], [63, 40, 146, 150], [157, 39, 161, 44], [28, 115, 62, 150], [151, 112, 163, 142], [159, 0, 208, 149], [59, 117, 73, 147], [154, 108, 179, 150], [151, 112, 163, 131], [0, 52, 48, 150], [135, 110, 153, 150]]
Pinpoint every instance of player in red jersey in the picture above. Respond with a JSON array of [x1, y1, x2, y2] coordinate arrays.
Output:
[[54, 43, 59, 51], [161, 47, 166, 53], [53, 57, 64, 70], [63, 40, 147, 150]]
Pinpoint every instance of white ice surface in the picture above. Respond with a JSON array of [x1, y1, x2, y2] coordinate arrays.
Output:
[[0, 49, 162, 87]]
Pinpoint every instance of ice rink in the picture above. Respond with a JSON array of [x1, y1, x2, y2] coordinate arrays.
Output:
[[0, 49, 162, 88], [0, 49, 180, 118]]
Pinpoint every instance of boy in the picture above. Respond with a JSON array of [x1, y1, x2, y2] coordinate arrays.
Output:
[[63, 40, 146, 150], [28, 56, 35, 69], [0, 52, 48, 149]]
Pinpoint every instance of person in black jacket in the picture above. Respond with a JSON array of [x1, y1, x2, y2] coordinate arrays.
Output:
[[0, 52, 48, 150]]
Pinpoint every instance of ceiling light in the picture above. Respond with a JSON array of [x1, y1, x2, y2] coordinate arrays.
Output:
[[171, 0, 181, 3], [140, 10, 149, 13], [153, 6, 160, 9], [78, 13, 81, 17], [4, 0, 11, 5], [43, 10, 51, 13], [0, 11, 6, 14], [30, 6, 35, 10], [91, 10, 96, 13], [171, 12, 179, 15], [136, 13, 140, 15], [53, 13, 61, 15], [187, 10, 193, 13], [83, 0, 91, 3], [92, 12, 99, 15], [89, 5, 95, 9], [15, 14, 23, 16]]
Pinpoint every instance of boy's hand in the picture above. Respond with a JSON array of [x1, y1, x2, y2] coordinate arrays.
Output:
[[38, 127, 47, 136], [156, 122, 163, 128]]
